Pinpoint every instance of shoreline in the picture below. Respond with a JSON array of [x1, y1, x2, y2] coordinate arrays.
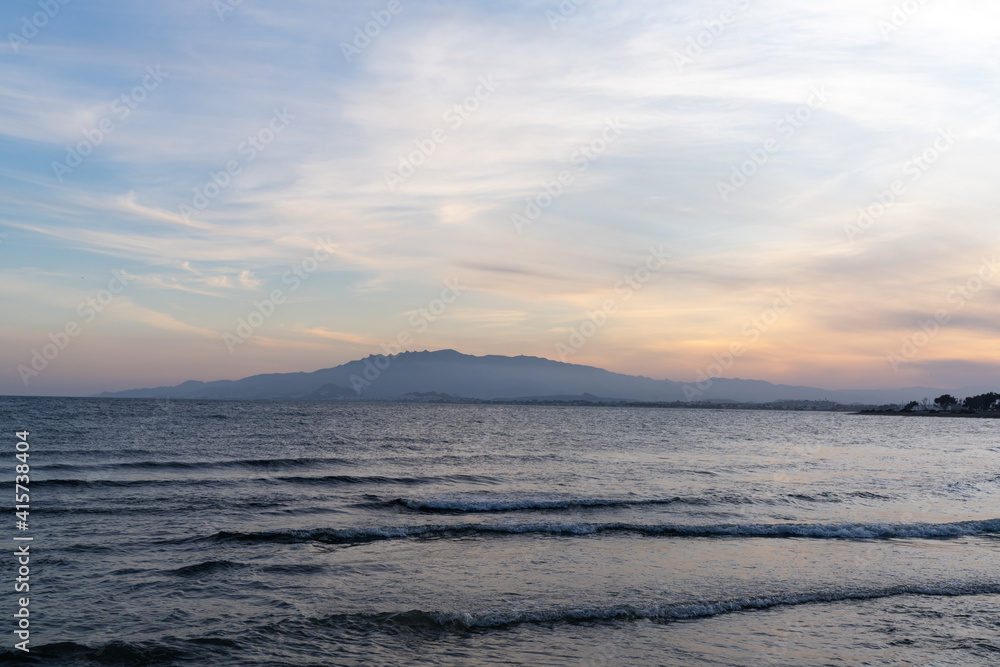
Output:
[[854, 410, 1000, 418]]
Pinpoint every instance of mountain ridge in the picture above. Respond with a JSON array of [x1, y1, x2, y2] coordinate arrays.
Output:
[[95, 349, 962, 405]]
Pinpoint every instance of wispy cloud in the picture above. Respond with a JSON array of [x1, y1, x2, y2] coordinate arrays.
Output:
[[1, 0, 998, 394]]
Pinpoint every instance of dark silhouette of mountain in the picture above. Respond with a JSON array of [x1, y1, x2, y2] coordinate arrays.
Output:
[[96, 349, 949, 405]]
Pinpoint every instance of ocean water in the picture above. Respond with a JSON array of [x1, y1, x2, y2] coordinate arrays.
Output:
[[2, 397, 999, 665]]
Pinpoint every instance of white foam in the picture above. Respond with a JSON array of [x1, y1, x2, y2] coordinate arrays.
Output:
[[379, 583, 1000, 630]]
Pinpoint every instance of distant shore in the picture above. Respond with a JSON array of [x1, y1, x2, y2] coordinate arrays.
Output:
[[855, 410, 1000, 418]]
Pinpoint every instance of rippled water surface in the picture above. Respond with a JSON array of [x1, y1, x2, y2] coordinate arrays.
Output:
[[2, 398, 999, 665]]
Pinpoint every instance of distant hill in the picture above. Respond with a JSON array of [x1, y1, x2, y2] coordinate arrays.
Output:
[[96, 349, 952, 405]]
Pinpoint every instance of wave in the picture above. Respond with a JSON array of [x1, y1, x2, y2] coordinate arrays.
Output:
[[281, 582, 1000, 632], [15, 585, 999, 662], [35, 499, 293, 517], [42, 456, 355, 473], [35, 473, 501, 489], [385, 495, 694, 512], [170, 560, 248, 577], [204, 517, 1000, 545], [0, 640, 195, 663], [168, 559, 327, 577], [33, 477, 250, 489], [381, 489, 895, 513], [273, 473, 500, 487], [786, 491, 893, 503], [34, 477, 220, 488]]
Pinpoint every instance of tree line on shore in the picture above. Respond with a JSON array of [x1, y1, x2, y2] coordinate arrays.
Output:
[[899, 392, 1000, 412]]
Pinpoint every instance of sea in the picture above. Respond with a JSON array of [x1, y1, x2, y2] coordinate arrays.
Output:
[[1, 397, 998, 665]]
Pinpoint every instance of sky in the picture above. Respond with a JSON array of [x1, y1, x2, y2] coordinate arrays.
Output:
[[1, 0, 998, 396]]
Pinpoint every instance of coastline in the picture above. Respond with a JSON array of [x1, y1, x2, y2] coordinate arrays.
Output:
[[854, 410, 1000, 418]]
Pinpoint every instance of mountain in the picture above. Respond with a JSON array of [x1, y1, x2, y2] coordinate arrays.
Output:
[[96, 349, 951, 405]]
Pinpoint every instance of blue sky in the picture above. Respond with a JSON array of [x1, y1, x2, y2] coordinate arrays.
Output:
[[1, 0, 998, 396]]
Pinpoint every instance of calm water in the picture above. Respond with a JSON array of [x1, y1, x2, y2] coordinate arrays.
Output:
[[1, 398, 999, 665]]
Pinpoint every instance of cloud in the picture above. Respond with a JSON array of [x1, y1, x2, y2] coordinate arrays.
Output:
[[2, 0, 999, 394], [299, 328, 373, 345], [113, 299, 221, 339]]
